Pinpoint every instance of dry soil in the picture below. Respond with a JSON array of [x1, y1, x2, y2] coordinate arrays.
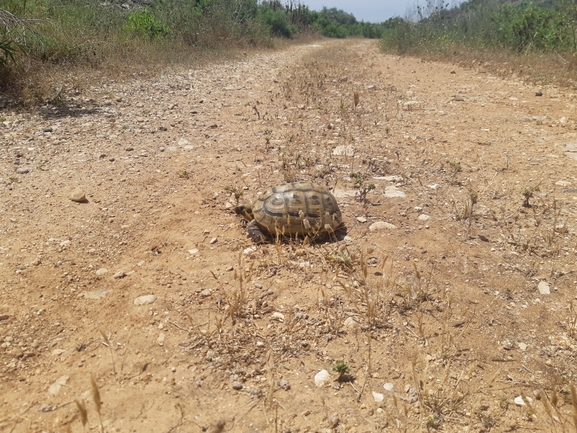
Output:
[[2, 39, 577, 433]]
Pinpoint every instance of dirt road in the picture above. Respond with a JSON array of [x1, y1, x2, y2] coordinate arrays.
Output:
[[2, 39, 577, 432]]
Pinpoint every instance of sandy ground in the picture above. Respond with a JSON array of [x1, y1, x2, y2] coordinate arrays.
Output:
[[1, 39, 577, 432]]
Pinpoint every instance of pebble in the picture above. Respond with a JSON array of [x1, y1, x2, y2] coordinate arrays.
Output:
[[332, 145, 355, 156], [278, 379, 290, 391], [83, 290, 110, 299], [188, 248, 199, 255], [113, 271, 126, 279], [48, 375, 69, 395], [383, 383, 394, 391], [95, 268, 108, 276], [518, 342, 528, 351], [271, 312, 285, 321], [178, 138, 190, 146], [232, 381, 243, 390], [369, 221, 397, 231], [314, 369, 331, 387], [356, 216, 367, 223], [418, 214, 431, 221], [343, 316, 359, 330], [199, 289, 211, 297], [70, 189, 87, 203], [514, 395, 532, 406], [157, 333, 165, 344], [134, 295, 157, 306], [51, 349, 65, 356], [538, 281, 550, 295], [555, 180, 571, 187], [210, 237, 218, 244], [16, 167, 29, 174], [372, 391, 384, 402], [384, 186, 406, 198]]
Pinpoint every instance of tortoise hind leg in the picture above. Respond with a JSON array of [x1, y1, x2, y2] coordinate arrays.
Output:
[[247, 220, 267, 244]]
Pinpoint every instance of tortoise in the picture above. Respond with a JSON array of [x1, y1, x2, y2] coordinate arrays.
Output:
[[235, 182, 344, 243]]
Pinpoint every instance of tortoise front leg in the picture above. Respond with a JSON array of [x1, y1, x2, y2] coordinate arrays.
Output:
[[246, 220, 267, 244]]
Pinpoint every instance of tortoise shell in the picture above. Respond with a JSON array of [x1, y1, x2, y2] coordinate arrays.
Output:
[[237, 182, 343, 241]]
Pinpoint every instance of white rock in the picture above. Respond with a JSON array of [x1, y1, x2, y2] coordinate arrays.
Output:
[[70, 189, 87, 203], [113, 271, 126, 279], [157, 333, 165, 343], [514, 395, 532, 406], [16, 167, 29, 174], [373, 175, 402, 182], [314, 370, 331, 387], [343, 317, 359, 330], [83, 290, 110, 300], [372, 391, 384, 402], [555, 180, 571, 187], [95, 268, 108, 276], [134, 295, 157, 306], [48, 375, 69, 395], [178, 138, 190, 146], [188, 248, 199, 255], [51, 349, 65, 356], [418, 214, 431, 221], [384, 186, 406, 198], [369, 221, 397, 231], [356, 216, 367, 223], [518, 342, 527, 351], [271, 312, 285, 321], [332, 145, 355, 157], [538, 281, 550, 295], [383, 383, 394, 391]]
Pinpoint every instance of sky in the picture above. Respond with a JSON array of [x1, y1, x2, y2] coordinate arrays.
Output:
[[300, 0, 459, 23]]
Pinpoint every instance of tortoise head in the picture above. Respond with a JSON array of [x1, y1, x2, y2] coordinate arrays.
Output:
[[234, 203, 254, 221]]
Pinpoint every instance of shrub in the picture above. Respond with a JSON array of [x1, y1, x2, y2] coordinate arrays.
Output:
[[258, 6, 296, 38], [124, 8, 170, 39]]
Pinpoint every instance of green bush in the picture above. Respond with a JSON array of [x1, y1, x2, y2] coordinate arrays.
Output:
[[0, 38, 17, 67], [124, 8, 170, 39], [258, 6, 296, 38]]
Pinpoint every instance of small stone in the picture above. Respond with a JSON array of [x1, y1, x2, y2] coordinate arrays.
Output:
[[199, 289, 211, 297], [369, 221, 397, 231], [48, 375, 69, 395], [51, 349, 65, 356], [418, 214, 431, 221], [178, 138, 189, 146], [157, 333, 165, 344], [134, 295, 157, 306], [383, 382, 394, 391], [384, 186, 406, 198], [538, 281, 550, 295], [271, 312, 285, 321], [372, 391, 384, 402], [344, 317, 359, 330], [210, 237, 217, 244], [278, 380, 290, 391], [83, 290, 110, 300], [314, 369, 331, 387], [188, 248, 199, 255], [555, 180, 571, 187], [70, 190, 87, 203], [514, 396, 532, 406], [518, 342, 527, 351], [232, 381, 243, 390], [356, 216, 367, 223], [113, 271, 126, 279], [95, 268, 108, 276], [332, 145, 355, 157]]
